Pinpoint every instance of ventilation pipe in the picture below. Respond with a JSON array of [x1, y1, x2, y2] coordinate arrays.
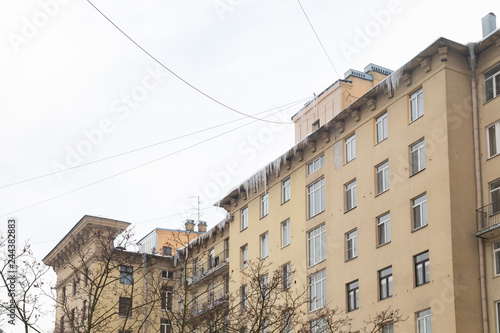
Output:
[[482, 13, 497, 37]]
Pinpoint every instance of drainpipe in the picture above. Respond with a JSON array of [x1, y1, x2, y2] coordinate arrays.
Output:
[[468, 42, 489, 333], [142, 253, 147, 333]]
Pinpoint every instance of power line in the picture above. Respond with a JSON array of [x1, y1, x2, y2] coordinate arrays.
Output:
[[0, 97, 309, 190], [85, 0, 293, 125], [0, 108, 287, 217], [296, 0, 341, 80]]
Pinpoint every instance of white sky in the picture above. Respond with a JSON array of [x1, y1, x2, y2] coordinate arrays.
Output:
[[1, 0, 499, 330]]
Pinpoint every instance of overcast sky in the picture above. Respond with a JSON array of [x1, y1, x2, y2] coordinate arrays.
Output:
[[1, 0, 499, 329]]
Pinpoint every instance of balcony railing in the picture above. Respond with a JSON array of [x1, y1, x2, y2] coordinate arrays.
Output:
[[477, 201, 500, 233], [192, 287, 229, 316], [190, 249, 229, 285]]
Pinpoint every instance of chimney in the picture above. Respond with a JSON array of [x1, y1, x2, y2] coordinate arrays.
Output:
[[482, 12, 497, 37], [197, 221, 208, 233], [185, 219, 195, 231]]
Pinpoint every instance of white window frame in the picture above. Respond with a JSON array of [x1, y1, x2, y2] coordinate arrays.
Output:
[[379, 266, 393, 300], [346, 280, 359, 312], [241, 206, 248, 231], [376, 161, 389, 194], [376, 112, 388, 143], [307, 155, 325, 175], [345, 134, 356, 163], [241, 244, 248, 270], [410, 139, 426, 175], [414, 251, 430, 287], [161, 319, 172, 333], [308, 224, 326, 267], [381, 322, 394, 333], [491, 180, 500, 215], [410, 88, 424, 122], [282, 262, 291, 290], [487, 121, 500, 158], [281, 219, 290, 248], [413, 193, 428, 230], [377, 212, 391, 246], [496, 301, 500, 333], [310, 317, 327, 333], [282, 177, 291, 203], [283, 309, 292, 333], [260, 232, 269, 259], [308, 269, 326, 312], [261, 192, 269, 218], [308, 178, 325, 218], [494, 241, 500, 276], [345, 179, 357, 211], [485, 64, 500, 102], [416, 309, 432, 333], [240, 285, 248, 309], [346, 229, 358, 261], [161, 286, 173, 311]]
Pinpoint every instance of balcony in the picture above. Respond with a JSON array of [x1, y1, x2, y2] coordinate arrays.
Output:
[[190, 249, 229, 285], [192, 286, 229, 317], [476, 201, 500, 238]]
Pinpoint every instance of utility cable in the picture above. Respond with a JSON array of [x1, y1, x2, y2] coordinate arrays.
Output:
[[0, 108, 287, 217], [0, 97, 309, 190], [86, 0, 294, 125], [296, 0, 340, 80]]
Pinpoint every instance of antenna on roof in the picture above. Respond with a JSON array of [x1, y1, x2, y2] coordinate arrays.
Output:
[[189, 196, 201, 223]]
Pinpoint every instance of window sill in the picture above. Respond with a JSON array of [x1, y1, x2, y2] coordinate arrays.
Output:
[[409, 114, 424, 124], [411, 223, 428, 233], [375, 189, 389, 197], [487, 153, 500, 161], [378, 295, 392, 302], [344, 206, 357, 214], [281, 243, 290, 249], [415, 281, 430, 288], [375, 137, 388, 146], [344, 158, 356, 166], [240, 227, 248, 233], [307, 210, 325, 220], [260, 214, 268, 220], [347, 308, 359, 313], [345, 256, 358, 263], [308, 306, 326, 314], [281, 199, 290, 206], [376, 241, 391, 249], [308, 259, 326, 269], [410, 168, 426, 178]]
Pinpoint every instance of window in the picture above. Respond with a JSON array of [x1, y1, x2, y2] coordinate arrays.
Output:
[[119, 297, 132, 317], [381, 322, 394, 333], [282, 178, 291, 203], [309, 269, 326, 312], [376, 112, 388, 143], [262, 318, 269, 333], [414, 251, 430, 286], [281, 219, 290, 247], [346, 229, 358, 261], [496, 302, 500, 333], [412, 193, 428, 230], [310, 317, 327, 333], [224, 238, 230, 260], [62, 286, 66, 299], [345, 134, 356, 163], [410, 88, 424, 122], [377, 212, 391, 246], [308, 178, 325, 218], [260, 274, 269, 301], [162, 246, 172, 256], [225, 274, 230, 295], [82, 300, 87, 321], [345, 179, 357, 211], [208, 248, 215, 269], [416, 309, 432, 333], [488, 121, 500, 158], [241, 244, 248, 270], [282, 309, 292, 333], [491, 180, 500, 215], [73, 278, 77, 295], [161, 319, 172, 333], [161, 286, 173, 311], [260, 232, 269, 259], [308, 224, 326, 266], [120, 265, 133, 285], [376, 161, 389, 194], [379, 267, 393, 300], [60, 316, 65, 332], [282, 262, 291, 290], [494, 241, 500, 276], [192, 291, 198, 312], [411, 139, 426, 175], [307, 155, 325, 175], [240, 285, 248, 309], [485, 64, 500, 102], [193, 259, 198, 277], [346, 280, 359, 312], [241, 206, 248, 230], [261, 192, 269, 218]]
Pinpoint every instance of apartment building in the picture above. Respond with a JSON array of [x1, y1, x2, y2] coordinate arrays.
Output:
[[43, 215, 179, 333], [217, 17, 500, 333]]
